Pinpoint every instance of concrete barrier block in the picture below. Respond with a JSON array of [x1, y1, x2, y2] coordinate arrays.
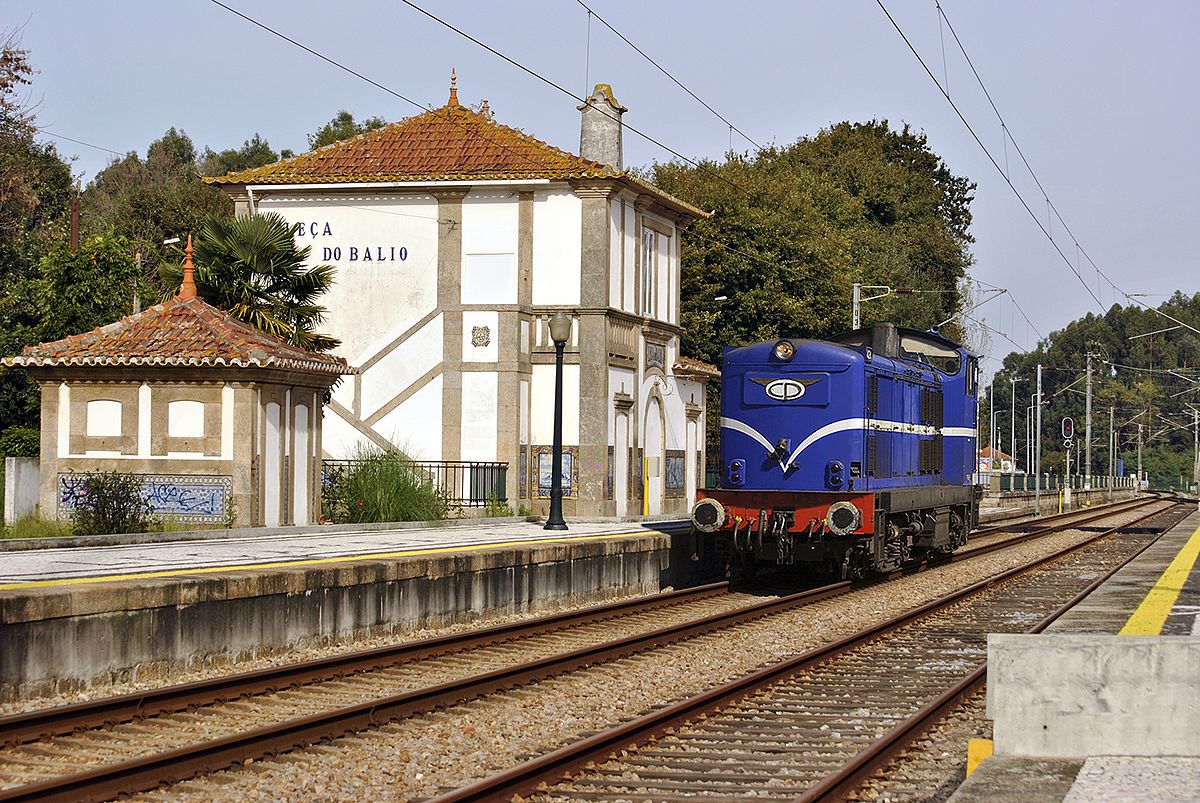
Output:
[[989, 633, 1200, 757]]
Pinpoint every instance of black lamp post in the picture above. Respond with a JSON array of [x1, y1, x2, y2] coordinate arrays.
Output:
[[544, 310, 572, 530]]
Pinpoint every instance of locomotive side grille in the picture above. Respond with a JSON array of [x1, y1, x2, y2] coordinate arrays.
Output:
[[867, 375, 879, 415], [935, 433, 944, 473], [866, 434, 878, 477]]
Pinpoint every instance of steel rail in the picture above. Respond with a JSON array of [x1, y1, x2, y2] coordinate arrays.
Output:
[[971, 493, 1152, 535], [792, 501, 1186, 803], [0, 580, 731, 747], [430, 500, 1182, 803], [1, 496, 1146, 749], [0, 498, 1168, 802]]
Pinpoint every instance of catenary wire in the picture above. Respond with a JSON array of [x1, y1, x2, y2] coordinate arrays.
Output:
[[875, 0, 1105, 313], [397, 0, 746, 195], [573, 0, 762, 151]]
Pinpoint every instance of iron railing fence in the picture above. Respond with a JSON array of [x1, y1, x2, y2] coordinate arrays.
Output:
[[989, 473, 1137, 492], [321, 459, 508, 522]]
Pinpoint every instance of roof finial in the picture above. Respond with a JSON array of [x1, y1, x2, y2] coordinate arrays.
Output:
[[448, 67, 459, 106], [179, 234, 197, 300]]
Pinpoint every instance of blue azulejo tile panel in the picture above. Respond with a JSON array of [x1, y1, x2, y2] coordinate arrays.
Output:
[[58, 473, 233, 524]]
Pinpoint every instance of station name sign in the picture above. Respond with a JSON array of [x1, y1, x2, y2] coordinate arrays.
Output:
[[293, 221, 409, 263]]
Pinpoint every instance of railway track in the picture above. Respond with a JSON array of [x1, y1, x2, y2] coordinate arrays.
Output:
[[434, 500, 1188, 803], [0, 496, 1173, 802]]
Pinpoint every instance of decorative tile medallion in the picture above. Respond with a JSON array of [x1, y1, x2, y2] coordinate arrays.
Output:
[[471, 325, 491, 348], [58, 473, 232, 524]]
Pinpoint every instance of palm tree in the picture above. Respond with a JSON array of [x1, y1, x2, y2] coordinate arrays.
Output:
[[164, 212, 340, 352]]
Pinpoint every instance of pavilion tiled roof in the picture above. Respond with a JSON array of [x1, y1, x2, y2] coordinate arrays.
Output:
[[203, 81, 705, 218], [6, 244, 352, 377]]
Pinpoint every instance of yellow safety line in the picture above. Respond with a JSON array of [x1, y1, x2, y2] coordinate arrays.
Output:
[[1119, 521, 1200, 636], [0, 530, 655, 591]]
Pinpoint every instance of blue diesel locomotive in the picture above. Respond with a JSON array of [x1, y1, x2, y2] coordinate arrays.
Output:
[[691, 322, 981, 578]]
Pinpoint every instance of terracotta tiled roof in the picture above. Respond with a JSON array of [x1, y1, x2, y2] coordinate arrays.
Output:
[[6, 295, 353, 377], [203, 94, 705, 218], [674, 355, 721, 379]]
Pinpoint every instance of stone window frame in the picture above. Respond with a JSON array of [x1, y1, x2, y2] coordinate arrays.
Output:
[[150, 384, 223, 457], [69, 384, 139, 455]]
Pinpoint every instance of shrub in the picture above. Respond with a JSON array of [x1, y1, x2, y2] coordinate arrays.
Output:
[[0, 427, 39, 458], [338, 448, 450, 523], [70, 472, 153, 535], [483, 495, 513, 517]]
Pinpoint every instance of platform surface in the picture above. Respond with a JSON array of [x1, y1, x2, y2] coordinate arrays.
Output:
[[1045, 506, 1200, 636], [0, 519, 686, 589], [952, 505, 1200, 802]]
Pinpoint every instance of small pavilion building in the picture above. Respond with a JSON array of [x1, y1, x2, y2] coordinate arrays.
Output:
[[5, 241, 352, 527], [206, 75, 717, 517]]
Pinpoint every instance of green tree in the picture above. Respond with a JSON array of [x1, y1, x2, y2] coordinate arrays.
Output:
[[0, 32, 75, 429], [307, 110, 386, 150], [200, 133, 281, 176], [37, 233, 141, 342], [652, 120, 976, 367], [163, 212, 339, 352], [988, 293, 1200, 482], [81, 127, 232, 299]]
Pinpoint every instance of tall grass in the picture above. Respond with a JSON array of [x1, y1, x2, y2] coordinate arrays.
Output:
[[2, 516, 72, 540], [339, 447, 450, 523]]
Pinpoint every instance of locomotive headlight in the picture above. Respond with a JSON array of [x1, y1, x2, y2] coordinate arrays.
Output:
[[691, 498, 726, 533], [773, 340, 796, 361]]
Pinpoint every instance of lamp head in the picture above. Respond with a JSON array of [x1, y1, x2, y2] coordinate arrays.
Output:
[[548, 311, 572, 345]]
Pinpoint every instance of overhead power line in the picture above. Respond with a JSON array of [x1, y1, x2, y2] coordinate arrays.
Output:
[[572, 0, 762, 151], [875, 0, 1105, 313], [207, 0, 578, 181], [397, 0, 745, 195], [572, 0, 1044, 351], [36, 127, 122, 156]]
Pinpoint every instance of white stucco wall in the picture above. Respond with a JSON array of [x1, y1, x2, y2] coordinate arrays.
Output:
[[359, 313, 442, 420], [609, 199, 622, 310], [623, 202, 636, 312], [259, 194, 439, 366], [530, 363, 579, 446], [532, 189, 582, 306], [374, 374, 443, 461], [460, 371, 498, 462], [462, 191, 519, 305]]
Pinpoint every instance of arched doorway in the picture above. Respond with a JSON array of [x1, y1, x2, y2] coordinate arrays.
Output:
[[644, 396, 664, 515]]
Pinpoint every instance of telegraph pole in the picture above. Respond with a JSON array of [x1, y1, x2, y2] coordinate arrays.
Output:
[[988, 380, 995, 471], [1084, 350, 1096, 489], [1035, 364, 1043, 514], [1109, 405, 1115, 501], [1137, 422, 1144, 491], [1193, 408, 1198, 507], [852, 283, 861, 330], [1010, 375, 1018, 475]]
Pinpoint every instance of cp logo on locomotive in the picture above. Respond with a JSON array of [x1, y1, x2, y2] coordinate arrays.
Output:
[[752, 377, 821, 401]]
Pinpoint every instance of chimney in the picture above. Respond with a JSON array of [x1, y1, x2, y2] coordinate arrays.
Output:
[[578, 84, 627, 169]]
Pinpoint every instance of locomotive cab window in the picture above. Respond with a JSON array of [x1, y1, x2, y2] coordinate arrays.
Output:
[[898, 334, 962, 375]]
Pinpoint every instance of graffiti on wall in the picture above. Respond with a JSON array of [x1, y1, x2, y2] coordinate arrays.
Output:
[[58, 473, 232, 524]]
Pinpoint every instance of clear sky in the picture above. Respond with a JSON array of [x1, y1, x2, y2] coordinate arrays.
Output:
[[8, 0, 1198, 370]]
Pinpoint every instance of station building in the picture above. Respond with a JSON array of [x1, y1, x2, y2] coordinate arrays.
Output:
[[207, 76, 717, 517]]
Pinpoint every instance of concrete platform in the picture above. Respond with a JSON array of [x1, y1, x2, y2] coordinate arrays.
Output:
[[0, 519, 705, 701], [951, 505, 1200, 802]]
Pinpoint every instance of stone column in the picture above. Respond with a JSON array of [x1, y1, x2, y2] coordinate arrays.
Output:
[[575, 183, 614, 516], [433, 189, 469, 462]]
